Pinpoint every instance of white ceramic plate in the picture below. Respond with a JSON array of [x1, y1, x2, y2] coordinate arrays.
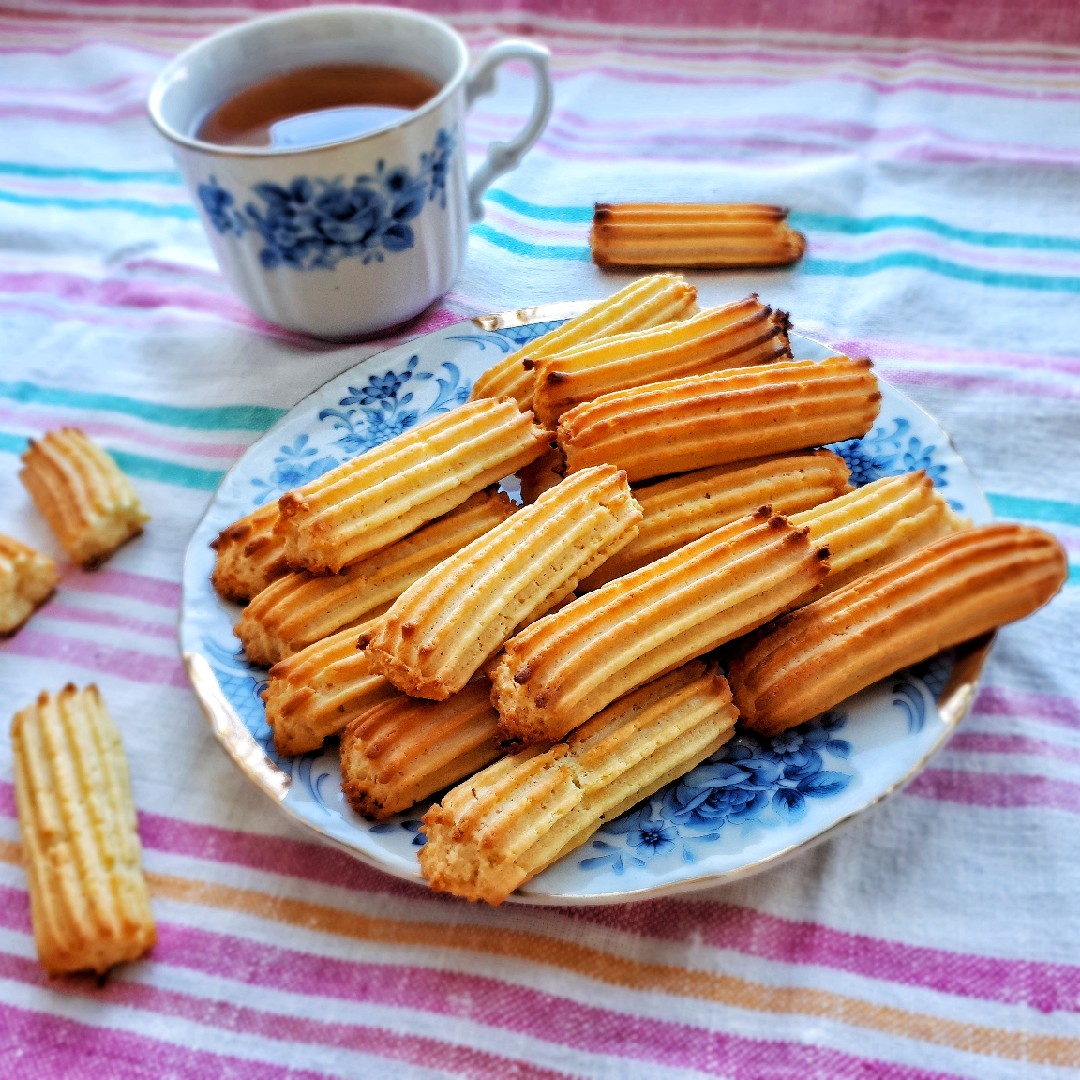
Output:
[[179, 306, 992, 905]]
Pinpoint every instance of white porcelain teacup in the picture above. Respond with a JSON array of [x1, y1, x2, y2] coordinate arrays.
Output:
[[148, 5, 552, 340]]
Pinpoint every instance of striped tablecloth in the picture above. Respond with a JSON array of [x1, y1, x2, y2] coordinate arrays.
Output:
[[2, 2, 1078, 1076]]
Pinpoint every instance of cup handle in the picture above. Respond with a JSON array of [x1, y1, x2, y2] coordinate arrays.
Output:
[[464, 40, 553, 222]]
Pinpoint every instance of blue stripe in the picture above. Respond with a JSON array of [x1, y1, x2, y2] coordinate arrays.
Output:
[[0, 431, 27, 456], [791, 212, 1080, 253], [801, 255, 1080, 294], [0, 430, 223, 491], [470, 223, 592, 261], [0, 381, 284, 432], [110, 449, 223, 491], [0, 189, 198, 220], [5, 169, 1079, 258], [988, 493, 1080, 527], [484, 189, 594, 224], [0, 161, 183, 185]]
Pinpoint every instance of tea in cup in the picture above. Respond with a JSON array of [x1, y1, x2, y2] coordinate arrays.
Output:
[[148, 5, 552, 339]]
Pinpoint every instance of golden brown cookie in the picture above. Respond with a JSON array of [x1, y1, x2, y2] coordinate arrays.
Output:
[[0, 534, 58, 635], [468, 273, 698, 412], [364, 465, 642, 699], [11, 684, 156, 975], [557, 356, 880, 483], [420, 661, 737, 904], [276, 397, 549, 573], [210, 501, 290, 603], [236, 489, 515, 667], [341, 679, 506, 820], [20, 428, 148, 568], [590, 202, 805, 269], [262, 620, 397, 756], [791, 470, 969, 596], [728, 524, 1068, 736], [490, 506, 828, 745], [531, 295, 790, 427], [581, 450, 851, 590]]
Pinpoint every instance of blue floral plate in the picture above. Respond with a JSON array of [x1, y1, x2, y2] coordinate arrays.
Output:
[[179, 305, 993, 905]]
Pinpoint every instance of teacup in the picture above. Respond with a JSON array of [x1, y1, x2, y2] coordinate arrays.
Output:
[[148, 5, 552, 340]]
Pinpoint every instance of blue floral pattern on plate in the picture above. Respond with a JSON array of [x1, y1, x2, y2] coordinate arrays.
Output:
[[179, 318, 992, 902], [197, 129, 455, 270]]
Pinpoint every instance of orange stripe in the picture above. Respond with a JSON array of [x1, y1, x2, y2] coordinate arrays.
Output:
[[1, 839, 1074, 1067]]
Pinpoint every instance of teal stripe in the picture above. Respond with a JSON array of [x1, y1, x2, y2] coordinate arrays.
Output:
[[0, 381, 284, 433], [470, 223, 591, 261], [1070, 565, 1080, 587], [110, 449, 223, 491], [0, 161, 183, 185], [801, 255, 1080, 294], [5, 170, 1079, 258], [0, 189, 198, 220], [484, 193, 1080, 254], [0, 431, 27, 456], [485, 189, 594, 224], [792, 212, 1080, 254], [988, 493, 1080, 527], [470, 226, 1080, 292], [0, 431, 222, 491]]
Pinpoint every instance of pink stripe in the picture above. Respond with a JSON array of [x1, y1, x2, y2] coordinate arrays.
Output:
[[973, 686, 1080, 731], [907, 767, 1080, 815], [883, 368, 1080, 402], [0, 940, 565, 1080], [0, 998, 325, 1080], [40, 602, 177, 641], [25, 0, 1080, 46], [567, 899, 1080, 1017], [0, 405, 247, 461], [60, 564, 180, 607], [0, 39, 176, 59], [948, 731, 1080, 767], [2, 51, 1079, 111], [0, 293, 315, 344], [1, 781, 1078, 1014], [833, 338, 1080, 378], [0, 916, 944, 1080], [152, 924, 959, 1079], [0, 270, 261, 323], [0, 628, 189, 689], [0, 101, 148, 124]]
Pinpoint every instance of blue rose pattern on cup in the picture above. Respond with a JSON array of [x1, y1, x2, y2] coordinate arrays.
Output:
[[197, 128, 455, 270]]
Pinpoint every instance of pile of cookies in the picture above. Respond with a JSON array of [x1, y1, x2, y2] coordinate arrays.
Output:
[[213, 274, 1067, 905]]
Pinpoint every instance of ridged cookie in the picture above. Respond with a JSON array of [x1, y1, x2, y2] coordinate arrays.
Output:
[[364, 465, 642, 699], [236, 489, 514, 667], [211, 501, 290, 603], [531, 295, 790, 427], [590, 202, 805, 269], [490, 507, 828, 744], [792, 470, 968, 596], [341, 680, 506, 820], [20, 428, 148, 568], [420, 661, 737, 904], [729, 524, 1067, 736], [469, 273, 698, 412], [557, 356, 880, 483], [0, 534, 58, 635], [11, 684, 156, 974], [263, 621, 397, 757], [276, 398, 549, 573], [581, 450, 851, 590]]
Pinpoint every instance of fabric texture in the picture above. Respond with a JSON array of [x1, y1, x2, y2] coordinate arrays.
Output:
[[0, 1, 1078, 1076]]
